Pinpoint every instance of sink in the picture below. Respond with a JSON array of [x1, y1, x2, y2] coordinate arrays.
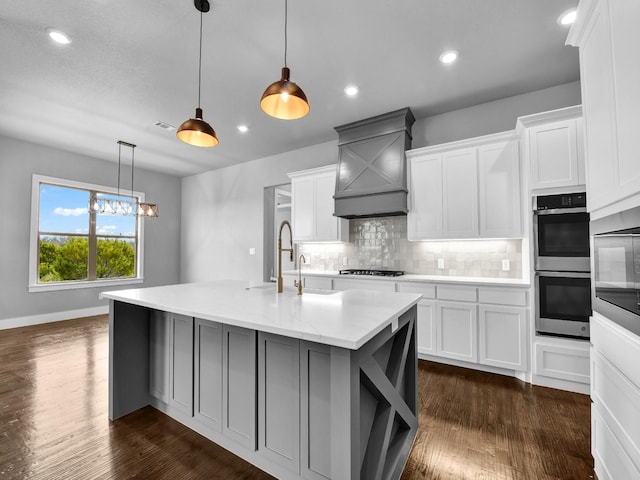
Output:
[[246, 284, 275, 290], [301, 288, 337, 296], [246, 284, 336, 295]]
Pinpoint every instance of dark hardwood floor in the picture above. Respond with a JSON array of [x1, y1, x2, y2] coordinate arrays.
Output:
[[0, 315, 594, 479]]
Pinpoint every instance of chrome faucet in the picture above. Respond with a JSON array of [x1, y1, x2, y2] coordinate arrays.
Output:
[[277, 220, 294, 293], [294, 254, 306, 295]]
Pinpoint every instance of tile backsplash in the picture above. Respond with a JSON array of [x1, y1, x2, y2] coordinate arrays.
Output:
[[298, 216, 522, 279]]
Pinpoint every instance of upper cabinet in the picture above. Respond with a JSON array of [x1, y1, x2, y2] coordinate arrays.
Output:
[[407, 131, 522, 240], [517, 106, 585, 192], [568, 0, 640, 213], [288, 165, 348, 243]]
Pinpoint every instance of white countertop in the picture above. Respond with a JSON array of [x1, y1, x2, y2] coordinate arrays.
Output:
[[284, 270, 531, 287], [101, 281, 421, 350]]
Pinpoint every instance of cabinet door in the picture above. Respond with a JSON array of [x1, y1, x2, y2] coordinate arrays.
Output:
[[417, 300, 436, 356], [169, 313, 194, 416], [436, 301, 477, 362], [291, 175, 315, 241], [194, 318, 223, 432], [407, 153, 443, 239], [478, 140, 521, 238], [579, 0, 617, 211], [314, 169, 341, 242], [442, 148, 478, 238], [258, 332, 300, 473], [605, 0, 640, 208], [149, 310, 170, 403], [222, 325, 257, 450], [478, 305, 527, 371], [529, 119, 581, 190]]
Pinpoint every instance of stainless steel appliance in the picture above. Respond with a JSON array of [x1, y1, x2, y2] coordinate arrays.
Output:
[[533, 192, 590, 272], [339, 269, 405, 277], [591, 205, 640, 337], [533, 192, 592, 339], [535, 271, 592, 338]]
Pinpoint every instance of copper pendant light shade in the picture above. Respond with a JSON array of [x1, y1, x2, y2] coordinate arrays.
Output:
[[177, 107, 219, 147], [177, 0, 219, 147], [260, 67, 310, 120], [260, 0, 309, 120]]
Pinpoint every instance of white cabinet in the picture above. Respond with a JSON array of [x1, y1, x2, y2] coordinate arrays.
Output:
[[442, 148, 478, 238], [478, 305, 527, 371], [288, 165, 348, 243], [478, 140, 522, 237], [590, 313, 640, 479], [436, 301, 477, 363], [397, 282, 437, 356], [527, 117, 585, 190], [407, 131, 522, 240], [568, 0, 640, 212]]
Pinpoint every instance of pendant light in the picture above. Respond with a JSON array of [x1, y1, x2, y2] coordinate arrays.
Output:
[[177, 0, 219, 147], [260, 0, 310, 120], [89, 141, 159, 218]]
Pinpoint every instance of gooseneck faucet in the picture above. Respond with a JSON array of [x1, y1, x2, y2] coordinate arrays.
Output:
[[277, 220, 294, 293], [295, 254, 306, 295]]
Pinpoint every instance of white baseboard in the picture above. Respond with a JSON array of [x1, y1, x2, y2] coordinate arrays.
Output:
[[0, 305, 109, 330]]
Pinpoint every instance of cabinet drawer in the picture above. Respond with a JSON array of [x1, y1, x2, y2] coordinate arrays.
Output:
[[535, 342, 590, 384], [437, 285, 477, 302], [397, 282, 436, 299], [478, 287, 528, 307], [304, 276, 332, 290], [333, 278, 396, 292]]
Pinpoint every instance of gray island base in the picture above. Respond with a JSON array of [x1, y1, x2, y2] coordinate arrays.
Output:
[[103, 281, 421, 480]]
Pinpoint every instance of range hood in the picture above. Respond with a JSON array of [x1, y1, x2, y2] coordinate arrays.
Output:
[[334, 107, 415, 219]]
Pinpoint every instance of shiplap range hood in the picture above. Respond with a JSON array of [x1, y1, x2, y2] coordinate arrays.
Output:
[[333, 107, 415, 219]]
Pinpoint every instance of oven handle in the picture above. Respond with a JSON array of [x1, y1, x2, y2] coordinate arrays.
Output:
[[535, 271, 591, 278], [534, 207, 588, 215]]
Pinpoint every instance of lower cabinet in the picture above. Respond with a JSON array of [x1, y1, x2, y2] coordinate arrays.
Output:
[[221, 324, 257, 450], [479, 305, 528, 371], [416, 300, 436, 356], [194, 319, 223, 432], [436, 301, 477, 363], [149, 310, 194, 416], [412, 284, 529, 373], [258, 332, 300, 473], [169, 313, 194, 416]]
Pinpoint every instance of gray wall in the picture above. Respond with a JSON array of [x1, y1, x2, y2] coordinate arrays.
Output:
[[0, 135, 182, 323], [412, 81, 581, 148], [180, 81, 580, 284], [181, 141, 336, 283]]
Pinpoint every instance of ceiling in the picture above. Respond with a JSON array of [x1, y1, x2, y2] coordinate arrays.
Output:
[[0, 0, 580, 177]]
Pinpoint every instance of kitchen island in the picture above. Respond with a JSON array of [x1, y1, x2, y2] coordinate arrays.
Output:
[[101, 281, 421, 480]]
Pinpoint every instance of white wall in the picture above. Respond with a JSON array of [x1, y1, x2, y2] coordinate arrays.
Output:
[[181, 141, 336, 283], [0, 135, 182, 325], [180, 82, 581, 284]]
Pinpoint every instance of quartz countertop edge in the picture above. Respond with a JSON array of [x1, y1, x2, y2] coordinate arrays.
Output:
[[285, 270, 531, 287], [100, 280, 421, 350]]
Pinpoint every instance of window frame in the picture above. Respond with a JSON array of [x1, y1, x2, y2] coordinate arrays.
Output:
[[29, 174, 146, 292]]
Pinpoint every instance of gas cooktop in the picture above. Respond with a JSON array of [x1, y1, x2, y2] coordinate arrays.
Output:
[[338, 269, 405, 277]]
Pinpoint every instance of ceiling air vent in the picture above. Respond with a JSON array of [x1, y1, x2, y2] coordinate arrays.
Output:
[[153, 121, 176, 132]]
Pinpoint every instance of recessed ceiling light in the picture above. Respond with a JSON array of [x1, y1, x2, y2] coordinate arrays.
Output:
[[558, 9, 577, 26], [47, 28, 71, 45], [439, 50, 458, 64], [237, 125, 249, 133], [153, 121, 176, 132], [344, 85, 359, 97]]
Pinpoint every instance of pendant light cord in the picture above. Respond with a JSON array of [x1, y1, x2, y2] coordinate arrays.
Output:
[[198, 9, 203, 108], [117, 142, 122, 198], [283, 0, 288, 68], [130, 145, 135, 200]]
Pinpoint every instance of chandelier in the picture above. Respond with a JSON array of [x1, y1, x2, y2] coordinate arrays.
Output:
[[88, 141, 159, 218]]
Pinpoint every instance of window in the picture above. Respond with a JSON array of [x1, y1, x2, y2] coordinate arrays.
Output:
[[29, 175, 145, 292]]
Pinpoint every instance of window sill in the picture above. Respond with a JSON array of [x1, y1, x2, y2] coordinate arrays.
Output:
[[28, 277, 144, 293]]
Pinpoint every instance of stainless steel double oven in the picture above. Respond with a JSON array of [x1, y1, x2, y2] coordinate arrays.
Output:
[[533, 192, 592, 339]]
